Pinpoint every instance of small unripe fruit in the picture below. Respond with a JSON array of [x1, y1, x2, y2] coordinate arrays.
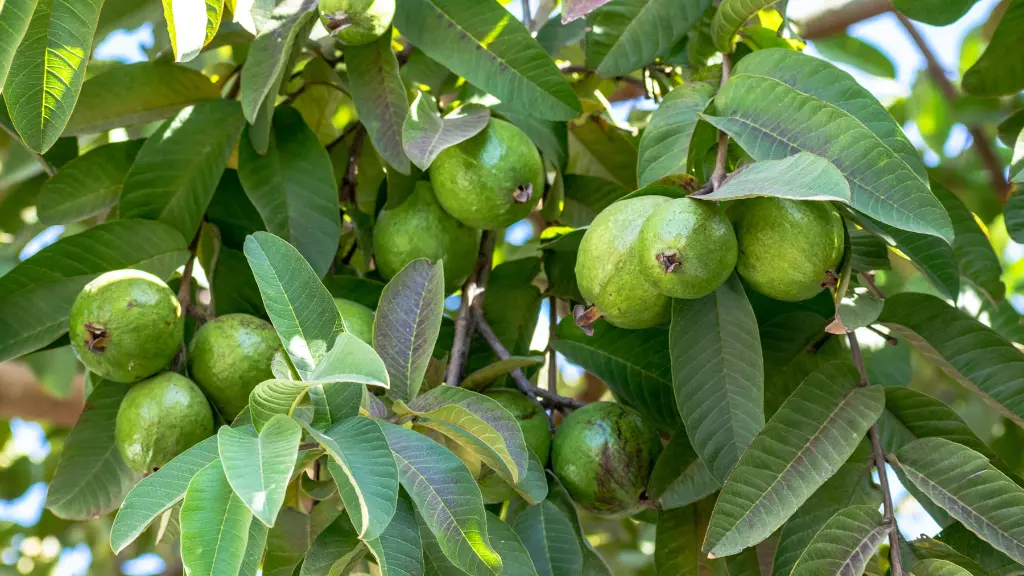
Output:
[[334, 298, 374, 343], [188, 314, 280, 419]]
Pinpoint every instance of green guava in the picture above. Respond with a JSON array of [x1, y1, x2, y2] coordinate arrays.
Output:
[[428, 119, 544, 230], [636, 197, 738, 299], [188, 314, 280, 419], [730, 197, 844, 302], [551, 401, 661, 517], [115, 372, 214, 473], [477, 389, 552, 503], [318, 0, 395, 46], [334, 298, 374, 343], [575, 196, 672, 329], [69, 269, 183, 383], [373, 181, 481, 293]]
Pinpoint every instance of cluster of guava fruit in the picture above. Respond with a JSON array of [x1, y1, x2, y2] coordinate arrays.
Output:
[[576, 190, 845, 329]]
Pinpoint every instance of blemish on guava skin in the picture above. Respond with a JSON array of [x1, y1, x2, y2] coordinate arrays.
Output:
[[84, 323, 109, 352], [125, 301, 135, 309]]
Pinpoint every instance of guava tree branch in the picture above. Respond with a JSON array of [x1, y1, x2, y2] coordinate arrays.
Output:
[[798, 0, 892, 39], [447, 232, 495, 385], [0, 362, 84, 427], [547, 296, 558, 392], [694, 52, 733, 196]]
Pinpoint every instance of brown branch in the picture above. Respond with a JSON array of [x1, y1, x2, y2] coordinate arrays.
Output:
[[859, 271, 886, 299], [867, 324, 899, 346], [848, 332, 904, 576], [521, 0, 532, 30], [0, 362, 84, 427], [799, 0, 892, 39], [446, 232, 495, 385], [695, 53, 734, 196], [0, 122, 55, 177]]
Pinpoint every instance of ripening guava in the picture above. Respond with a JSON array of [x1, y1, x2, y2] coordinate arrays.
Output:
[[551, 402, 661, 517], [69, 269, 183, 383], [428, 119, 544, 230], [636, 197, 737, 299], [318, 0, 395, 46], [477, 389, 552, 503], [334, 298, 374, 343], [373, 181, 480, 293], [730, 197, 844, 302], [575, 196, 671, 329], [188, 314, 280, 419], [115, 372, 214, 473]]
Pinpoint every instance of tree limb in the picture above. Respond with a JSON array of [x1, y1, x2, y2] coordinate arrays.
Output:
[[798, 0, 892, 39], [446, 232, 495, 385], [0, 362, 84, 427]]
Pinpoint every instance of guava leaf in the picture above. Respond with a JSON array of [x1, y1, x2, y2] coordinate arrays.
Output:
[[346, 32, 412, 174], [561, 175, 629, 227], [935, 523, 1023, 576], [910, 559, 974, 576], [962, 0, 1024, 97], [931, 182, 1004, 303], [300, 512, 366, 576], [64, 61, 220, 135], [1006, 193, 1024, 244], [240, 0, 316, 122], [218, 416, 301, 527], [710, 0, 780, 51], [119, 100, 245, 241], [703, 362, 885, 557], [0, 219, 189, 362], [699, 153, 852, 203], [241, 517, 269, 576], [180, 462, 254, 576], [812, 34, 896, 79], [237, 106, 342, 278], [110, 436, 220, 553], [393, 0, 581, 122], [637, 82, 716, 188], [364, 493, 423, 576], [646, 427, 719, 510], [0, 0, 36, 92], [460, 356, 545, 392], [402, 92, 490, 171], [512, 500, 581, 576], [790, 505, 888, 575], [655, 504, 701, 575], [263, 508, 311, 576], [855, 215, 960, 301], [37, 140, 143, 225], [567, 120, 638, 190], [162, 0, 224, 62], [3, 0, 103, 152], [373, 259, 445, 402], [45, 380, 138, 520], [879, 292, 1024, 426]]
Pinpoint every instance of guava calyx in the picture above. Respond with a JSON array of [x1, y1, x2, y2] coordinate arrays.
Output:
[[322, 11, 352, 33], [84, 323, 109, 352], [573, 304, 601, 336], [512, 183, 533, 204], [655, 250, 681, 274]]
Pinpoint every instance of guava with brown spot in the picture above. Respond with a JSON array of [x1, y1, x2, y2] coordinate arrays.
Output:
[[318, 0, 395, 46], [114, 372, 214, 474], [188, 314, 281, 420], [575, 195, 671, 329], [334, 298, 374, 343], [551, 401, 661, 517], [477, 389, 552, 503], [636, 197, 738, 299], [730, 197, 844, 302], [428, 119, 544, 230], [69, 270, 183, 383]]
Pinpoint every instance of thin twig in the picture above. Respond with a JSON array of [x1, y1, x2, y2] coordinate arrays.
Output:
[[848, 332, 904, 576], [547, 296, 557, 393], [859, 271, 887, 299], [521, 0, 532, 30], [695, 53, 733, 196], [0, 122, 55, 177], [447, 232, 495, 385], [339, 127, 365, 204], [177, 235, 200, 316]]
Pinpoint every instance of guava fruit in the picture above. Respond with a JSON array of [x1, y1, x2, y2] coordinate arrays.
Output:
[[318, 0, 395, 46], [477, 389, 552, 503], [373, 181, 480, 293], [428, 119, 544, 230], [551, 401, 661, 516], [575, 196, 672, 329], [636, 197, 738, 299], [69, 269, 184, 383], [115, 372, 214, 473], [188, 314, 280, 419], [334, 298, 374, 343], [730, 197, 844, 302]]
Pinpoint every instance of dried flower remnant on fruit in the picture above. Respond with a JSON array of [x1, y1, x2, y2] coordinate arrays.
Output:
[[512, 183, 533, 203]]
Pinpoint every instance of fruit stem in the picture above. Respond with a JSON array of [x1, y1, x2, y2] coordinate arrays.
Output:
[[447, 231, 496, 385], [572, 304, 601, 336]]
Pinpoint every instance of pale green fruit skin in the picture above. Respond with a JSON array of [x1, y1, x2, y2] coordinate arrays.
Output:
[[69, 270, 183, 383], [636, 197, 738, 299], [551, 402, 661, 517], [334, 298, 374, 343], [731, 197, 844, 302], [188, 314, 280, 419], [575, 196, 671, 329], [373, 181, 480, 293], [319, 0, 395, 46], [115, 372, 214, 473], [429, 119, 544, 230], [477, 389, 552, 503]]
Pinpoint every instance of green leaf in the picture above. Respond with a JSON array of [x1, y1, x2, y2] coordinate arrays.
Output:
[[655, 505, 702, 576], [381, 422, 502, 573], [3, 0, 103, 152], [248, 379, 312, 431], [64, 61, 220, 134], [36, 139, 143, 225], [460, 356, 545, 392], [240, 0, 316, 123], [936, 523, 1024, 576], [402, 92, 490, 171], [705, 48, 953, 243], [45, 380, 138, 520], [646, 428, 719, 510], [180, 462, 254, 576], [218, 417, 301, 526], [263, 507, 311, 576], [553, 317, 679, 431], [119, 100, 245, 241], [893, 0, 977, 25], [238, 106, 342, 278], [0, 219, 188, 362], [700, 153, 852, 203], [374, 259, 445, 402], [567, 120, 638, 190], [932, 182, 1004, 303], [637, 82, 716, 188], [364, 493, 423, 576], [110, 436, 220, 553], [243, 231, 344, 376], [879, 292, 1024, 426], [1008, 194, 1024, 245], [543, 472, 613, 575], [703, 362, 885, 557], [241, 517, 269, 576], [346, 32, 411, 174], [790, 505, 888, 575], [586, 0, 712, 77], [831, 289, 884, 334], [962, 0, 1024, 97], [855, 214, 960, 301], [162, 0, 224, 62], [300, 512, 366, 576], [894, 437, 1024, 563], [535, 15, 587, 56], [812, 35, 896, 79], [910, 538, 992, 576], [313, 332, 392, 387], [393, 0, 581, 122], [494, 104, 568, 170], [512, 500, 582, 576], [482, 513, 540, 576], [0, 0, 37, 91], [710, 0, 778, 51], [561, 175, 629, 227], [910, 559, 975, 576], [670, 273, 764, 484], [849, 226, 891, 273]]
